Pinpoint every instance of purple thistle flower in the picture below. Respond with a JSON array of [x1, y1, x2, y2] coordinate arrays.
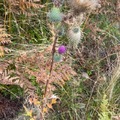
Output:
[[58, 45, 66, 54]]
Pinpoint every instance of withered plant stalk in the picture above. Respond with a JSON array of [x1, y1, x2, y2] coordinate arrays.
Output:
[[44, 35, 58, 97]]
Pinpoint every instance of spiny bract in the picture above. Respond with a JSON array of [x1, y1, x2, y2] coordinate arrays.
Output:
[[48, 7, 62, 22]]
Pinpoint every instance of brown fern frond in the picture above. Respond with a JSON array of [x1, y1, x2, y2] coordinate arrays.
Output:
[[0, 46, 4, 57], [13, 45, 76, 98], [7, 0, 44, 15], [0, 27, 11, 45], [4, 47, 13, 54], [22, 1, 44, 9], [0, 24, 12, 57], [0, 61, 36, 96], [0, 44, 76, 117], [0, 68, 18, 86], [0, 63, 19, 86]]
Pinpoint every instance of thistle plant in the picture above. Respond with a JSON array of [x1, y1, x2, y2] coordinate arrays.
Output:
[[45, 0, 101, 97], [44, 0, 101, 100]]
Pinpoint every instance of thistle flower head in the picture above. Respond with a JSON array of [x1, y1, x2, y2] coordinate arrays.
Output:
[[67, 26, 82, 48], [58, 45, 66, 54], [68, 0, 101, 14], [48, 7, 62, 22]]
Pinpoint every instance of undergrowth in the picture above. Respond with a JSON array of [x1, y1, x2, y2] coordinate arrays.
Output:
[[0, 0, 120, 120]]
